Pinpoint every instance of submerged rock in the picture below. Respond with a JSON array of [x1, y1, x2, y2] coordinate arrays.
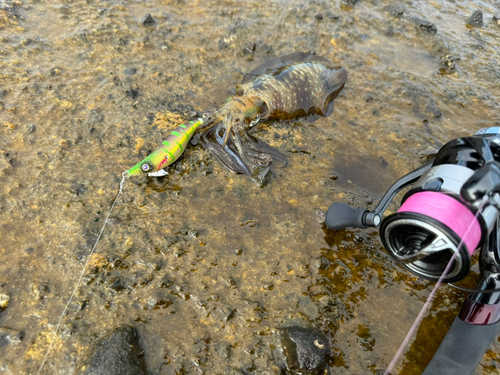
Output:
[[342, 0, 359, 6], [384, 3, 405, 17], [467, 10, 484, 27], [494, 13, 500, 25], [75, 326, 147, 375], [281, 326, 331, 375], [0, 327, 23, 347], [410, 17, 437, 34], [141, 13, 156, 27], [251, 166, 272, 188]]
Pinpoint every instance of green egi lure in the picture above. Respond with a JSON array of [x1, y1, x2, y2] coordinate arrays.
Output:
[[127, 118, 203, 177]]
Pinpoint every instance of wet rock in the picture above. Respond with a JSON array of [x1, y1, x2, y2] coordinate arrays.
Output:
[[244, 41, 255, 53], [494, 13, 500, 26], [107, 277, 127, 292], [342, 0, 359, 6], [425, 103, 442, 119], [0, 294, 9, 311], [0, 327, 23, 347], [410, 17, 437, 34], [218, 38, 229, 50], [141, 13, 156, 27], [440, 55, 459, 72], [216, 342, 231, 359], [86, 109, 104, 127], [314, 208, 326, 224], [281, 326, 331, 375], [251, 166, 272, 188], [125, 89, 139, 99], [213, 305, 235, 322], [69, 183, 86, 196], [316, 257, 330, 270], [325, 12, 340, 21], [467, 10, 483, 27], [384, 3, 405, 17], [60, 323, 76, 339], [263, 283, 274, 291], [24, 247, 35, 255], [32, 284, 49, 299], [75, 326, 147, 375], [124, 67, 137, 76]]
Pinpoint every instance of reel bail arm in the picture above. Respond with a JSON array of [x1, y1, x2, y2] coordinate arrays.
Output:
[[325, 161, 433, 230]]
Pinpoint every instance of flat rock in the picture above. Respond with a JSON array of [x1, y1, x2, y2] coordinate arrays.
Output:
[[75, 326, 147, 375], [467, 10, 483, 27], [281, 326, 331, 375]]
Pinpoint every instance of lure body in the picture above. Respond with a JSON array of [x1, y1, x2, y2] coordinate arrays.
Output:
[[200, 52, 347, 174], [127, 118, 203, 176]]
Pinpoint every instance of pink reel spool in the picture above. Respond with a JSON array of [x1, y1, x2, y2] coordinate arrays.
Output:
[[399, 191, 482, 256]]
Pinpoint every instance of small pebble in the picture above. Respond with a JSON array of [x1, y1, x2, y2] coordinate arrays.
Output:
[[0, 294, 9, 310], [494, 13, 500, 25], [124, 67, 137, 76], [467, 10, 483, 27], [263, 283, 274, 291], [141, 13, 156, 27], [0, 327, 23, 346], [244, 41, 255, 53]]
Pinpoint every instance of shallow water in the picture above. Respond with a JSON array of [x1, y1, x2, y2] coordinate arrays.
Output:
[[1, 0, 500, 374]]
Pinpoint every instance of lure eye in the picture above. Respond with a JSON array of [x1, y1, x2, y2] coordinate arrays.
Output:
[[141, 163, 151, 172]]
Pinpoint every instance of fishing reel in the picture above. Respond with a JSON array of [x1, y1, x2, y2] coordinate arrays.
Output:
[[325, 127, 500, 283]]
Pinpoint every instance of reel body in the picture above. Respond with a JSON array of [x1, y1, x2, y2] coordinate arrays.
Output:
[[325, 128, 500, 282]]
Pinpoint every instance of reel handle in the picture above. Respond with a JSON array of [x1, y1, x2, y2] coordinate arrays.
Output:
[[325, 203, 374, 230]]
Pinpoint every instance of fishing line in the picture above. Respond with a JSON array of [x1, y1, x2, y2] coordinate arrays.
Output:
[[383, 196, 488, 375], [36, 171, 129, 375]]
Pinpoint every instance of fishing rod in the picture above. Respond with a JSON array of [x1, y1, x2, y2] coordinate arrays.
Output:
[[325, 127, 500, 374]]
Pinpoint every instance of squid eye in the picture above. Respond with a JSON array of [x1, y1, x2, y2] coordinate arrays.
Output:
[[141, 163, 151, 172]]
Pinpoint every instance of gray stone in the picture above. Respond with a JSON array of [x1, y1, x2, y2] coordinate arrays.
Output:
[[468, 10, 483, 27], [281, 326, 331, 375], [494, 13, 500, 25], [141, 13, 156, 27], [75, 326, 147, 375], [410, 17, 437, 34], [0, 327, 23, 347]]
